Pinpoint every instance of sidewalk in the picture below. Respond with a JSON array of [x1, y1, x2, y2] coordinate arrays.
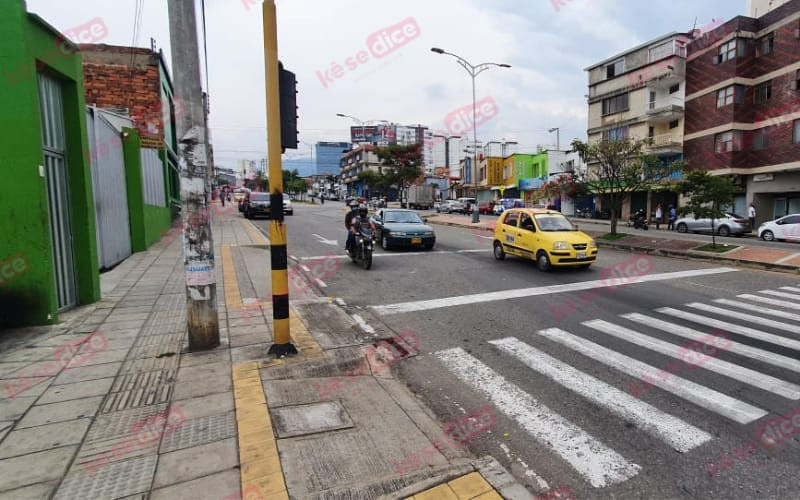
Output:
[[428, 215, 800, 274], [0, 203, 531, 499]]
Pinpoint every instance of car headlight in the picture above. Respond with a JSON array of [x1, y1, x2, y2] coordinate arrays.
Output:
[[422, 231, 434, 236], [390, 231, 407, 236], [553, 241, 569, 250], [589, 240, 597, 248]]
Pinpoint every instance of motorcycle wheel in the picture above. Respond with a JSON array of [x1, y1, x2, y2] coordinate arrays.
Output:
[[362, 247, 372, 270]]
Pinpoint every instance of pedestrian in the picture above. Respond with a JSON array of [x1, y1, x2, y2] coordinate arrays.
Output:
[[748, 203, 756, 231], [667, 204, 676, 231], [654, 204, 662, 230], [221, 191, 226, 207]]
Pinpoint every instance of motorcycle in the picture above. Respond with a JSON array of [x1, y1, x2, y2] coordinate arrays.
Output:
[[628, 209, 649, 230], [348, 227, 374, 270], [575, 207, 590, 218]]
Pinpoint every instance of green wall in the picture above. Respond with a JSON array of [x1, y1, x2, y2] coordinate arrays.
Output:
[[0, 1, 99, 328], [513, 153, 548, 182]]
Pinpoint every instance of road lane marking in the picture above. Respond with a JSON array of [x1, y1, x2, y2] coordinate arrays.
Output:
[[760, 290, 800, 300], [685, 303, 800, 334], [537, 328, 768, 424], [657, 308, 800, 352], [775, 253, 800, 264], [713, 299, 800, 323], [624, 313, 800, 374], [737, 293, 800, 310], [490, 337, 713, 453], [315, 278, 327, 288], [297, 249, 486, 261], [352, 314, 375, 334], [370, 267, 739, 315], [585, 320, 800, 399], [436, 348, 641, 488]]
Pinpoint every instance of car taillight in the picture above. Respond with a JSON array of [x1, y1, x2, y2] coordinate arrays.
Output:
[[733, 219, 746, 224]]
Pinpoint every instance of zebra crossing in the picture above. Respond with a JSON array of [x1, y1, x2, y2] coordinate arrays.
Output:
[[435, 284, 800, 490]]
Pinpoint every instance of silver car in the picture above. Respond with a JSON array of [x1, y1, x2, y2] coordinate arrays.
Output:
[[674, 212, 751, 237], [437, 200, 464, 214]]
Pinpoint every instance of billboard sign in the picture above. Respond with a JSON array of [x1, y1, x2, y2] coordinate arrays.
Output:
[[351, 124, 395, 145]]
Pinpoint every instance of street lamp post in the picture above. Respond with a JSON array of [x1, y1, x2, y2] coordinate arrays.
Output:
[[549, 127, 560, 151], [431, 48, 511, 223]]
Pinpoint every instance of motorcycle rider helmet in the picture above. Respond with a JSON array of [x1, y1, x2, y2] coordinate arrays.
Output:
[[358, 204, 368, 217]]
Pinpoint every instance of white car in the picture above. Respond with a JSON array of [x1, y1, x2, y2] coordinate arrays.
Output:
[[759, 214, 800, 242]]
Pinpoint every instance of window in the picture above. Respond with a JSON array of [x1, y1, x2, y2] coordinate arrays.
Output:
[[669, 84, 680, 94], [520, 214, 535, 232], [794, 120, 800, 144], [648, 126, 655, 138], [715, 131, 743, 153], [716, 85, 743, 107], [755, 81, 772, 104], [758, 32, 774, 56], [602, 93, 629, 115], [669, 120, 679, 129], [753, 129, 769, 150], [605, 59, 624, 79], [605, 126, 629, 141], [718, 40, 737, 62], [794, 69, 800, 91], [504, 212, 520, 227], [649, 41, 674, 62]]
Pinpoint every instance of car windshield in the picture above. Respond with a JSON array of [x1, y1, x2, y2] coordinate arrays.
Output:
[[384, 211, 423, 224], [534, 214, 576, 231], [250, 193, 270, 202]]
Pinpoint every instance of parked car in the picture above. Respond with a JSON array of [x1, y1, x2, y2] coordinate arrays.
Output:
[[244, 192, 270, 219], [674, 212, 751, 237], [437, 200, 464, 214], [237, 188, 251, 212], [478, 201, 495, 214], [493, 208, 597, 271], [283, 193, 293, 215], [456, 197, 477, 214], [494, 198, 524, 215], [759, 214, 800, 242], [372, 209, 436, 250]]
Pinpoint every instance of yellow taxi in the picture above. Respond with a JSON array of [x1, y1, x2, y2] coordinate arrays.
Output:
[[493, 208, 598, 271]]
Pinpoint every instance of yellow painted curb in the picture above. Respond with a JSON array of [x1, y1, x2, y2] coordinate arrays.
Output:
[[243, 219, 269, 246], [407, 472, 500, 500], [232, 363, 288, 499]]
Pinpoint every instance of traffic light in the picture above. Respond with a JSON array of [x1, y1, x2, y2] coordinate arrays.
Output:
[[278, 61, 298, 151]]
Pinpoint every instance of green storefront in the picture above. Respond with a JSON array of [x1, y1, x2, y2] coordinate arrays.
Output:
[[0, 1, 100, 327]]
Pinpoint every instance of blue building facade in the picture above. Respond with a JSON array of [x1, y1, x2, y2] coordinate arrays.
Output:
[[316, 142, 351, 175]]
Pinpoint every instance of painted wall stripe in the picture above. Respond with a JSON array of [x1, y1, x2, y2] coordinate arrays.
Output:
[[623, 313, 800, 374], [537, 328, 767, 424], [585, 320, 800, 399], [685, 302, 800, 334], [490, 337, 712, 453], [436, 347, 640, 488], [657, 308, 800, 352], [371, 267, 739, 315]]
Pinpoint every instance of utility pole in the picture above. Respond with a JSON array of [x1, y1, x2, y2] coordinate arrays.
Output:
[[167, 0, 219, 349], [263, 0, 297, 356]]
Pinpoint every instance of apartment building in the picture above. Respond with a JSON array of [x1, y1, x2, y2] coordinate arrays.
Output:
[[340, 145, 383, 197], [585, 32, 689, 218], [684, 0, 800, 222]]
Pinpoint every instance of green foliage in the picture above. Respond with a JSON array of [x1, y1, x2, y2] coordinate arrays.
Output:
[[571, 137, 684, 234], [376, 144, 423, 192], [677, 170, 737, 247], [282, 169, 306, 194]]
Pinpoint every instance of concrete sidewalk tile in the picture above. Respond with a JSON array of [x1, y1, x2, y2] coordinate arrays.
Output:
[[0, 397, 37, 421], [0, 363, 28, 378], [54, 454, 156, 500], [242, 470, 287, 497], [150, 469, 240, 500], [153, 437, 238, 488], [0, 445, 77, 493], [53, 362, 122, 386], [66, 348, 129, 368], [174, 392, 234, 420], [172, 377, 231, 401], [160, 412, 236, 454], [411, 483, 459, 500], [447, 473, 494, 499], [0, 481, 58, 500], [38, 377, 115, 405], [1, 347, 58, 364], [0, 418, 90, 458], [0, 422, 11, 441], [17, 396, 103, 429], [231, 344, 271, 364], [179, 349, 230, 368], [0, 375, 53, 400], [473, 491, 503, 500]]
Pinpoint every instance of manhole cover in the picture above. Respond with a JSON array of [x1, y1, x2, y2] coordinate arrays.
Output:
[[272, 401, 353, 438]]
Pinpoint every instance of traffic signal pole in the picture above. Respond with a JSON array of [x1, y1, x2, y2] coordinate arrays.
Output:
[[263, 0, 296, 356]]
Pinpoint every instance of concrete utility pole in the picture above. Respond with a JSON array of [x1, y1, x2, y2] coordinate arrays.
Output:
[[167, 0, 219, 349]]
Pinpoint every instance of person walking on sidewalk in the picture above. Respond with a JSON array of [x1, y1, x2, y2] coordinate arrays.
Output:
[[667, 205, 676, 231], [748, 203, 756, 232], [655, 204, 662, 230]]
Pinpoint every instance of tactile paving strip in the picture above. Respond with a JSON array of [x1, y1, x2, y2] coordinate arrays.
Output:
[[101, 383, 172, 413], [120, 356, 179, 375], [84, 404, 169, 442], [126, 343, 182, 359], [134, 332, 184, 347], [160, 411, 237, 453], [153, 294, 185, 313], [111, 369, 177, 393], [54, 454, 157, 500]]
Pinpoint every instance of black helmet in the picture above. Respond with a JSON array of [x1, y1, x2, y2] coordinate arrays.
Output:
[[358, 205, 368, 216]]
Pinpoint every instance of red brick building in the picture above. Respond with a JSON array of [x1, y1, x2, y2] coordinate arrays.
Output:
[[684, 0, 800, 222]]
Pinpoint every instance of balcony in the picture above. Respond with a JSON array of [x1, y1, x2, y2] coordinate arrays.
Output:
[[647, 133, 683, 154], [646, 103, 683, 123]]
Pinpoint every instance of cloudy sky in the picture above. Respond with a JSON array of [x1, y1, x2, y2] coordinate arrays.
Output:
[[27, 0, 745, 172]]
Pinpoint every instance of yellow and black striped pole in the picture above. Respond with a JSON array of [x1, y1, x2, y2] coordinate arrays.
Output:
[[263, 0, 297, 356]]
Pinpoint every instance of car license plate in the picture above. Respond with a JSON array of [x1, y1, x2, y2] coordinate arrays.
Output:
[[577, 252, 586, 259], [411, 237, 422, 244]]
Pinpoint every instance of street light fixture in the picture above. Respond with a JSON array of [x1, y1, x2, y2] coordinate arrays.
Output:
[[548, 127, 560, 151], [431, 47, 511, 222]]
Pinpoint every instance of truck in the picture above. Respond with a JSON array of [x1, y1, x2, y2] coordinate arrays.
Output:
[[406, 184, 434, 210]]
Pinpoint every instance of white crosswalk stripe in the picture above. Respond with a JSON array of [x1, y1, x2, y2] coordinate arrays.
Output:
[[537, 328, 768, 424], [779, 286, 800, 293], [584, 320, 800, 399], [657, 307, 800, 352], [623, 313, 800, 374], [737, 293, 800, 310], [436, 347, 641, 488], [489, 337, 713, 452], [685, 302, 800, 334], [714, 298, 800, 323], [760, 290, 800, 300]]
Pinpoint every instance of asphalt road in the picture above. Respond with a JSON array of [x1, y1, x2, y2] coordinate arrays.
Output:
[[251, 202, 800, 500]]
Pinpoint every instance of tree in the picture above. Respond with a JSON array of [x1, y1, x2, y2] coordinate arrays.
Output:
[[376, 144, 423, 206], [571, 137, 683, 234], [677, 170, 737, 248]]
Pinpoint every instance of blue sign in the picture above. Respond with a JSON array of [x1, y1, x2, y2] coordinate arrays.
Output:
[[518, 178, 543, 191]]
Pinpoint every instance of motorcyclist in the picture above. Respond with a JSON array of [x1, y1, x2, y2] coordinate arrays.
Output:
[[344, 201, 360, 252], [348, 205, 375, 253]]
